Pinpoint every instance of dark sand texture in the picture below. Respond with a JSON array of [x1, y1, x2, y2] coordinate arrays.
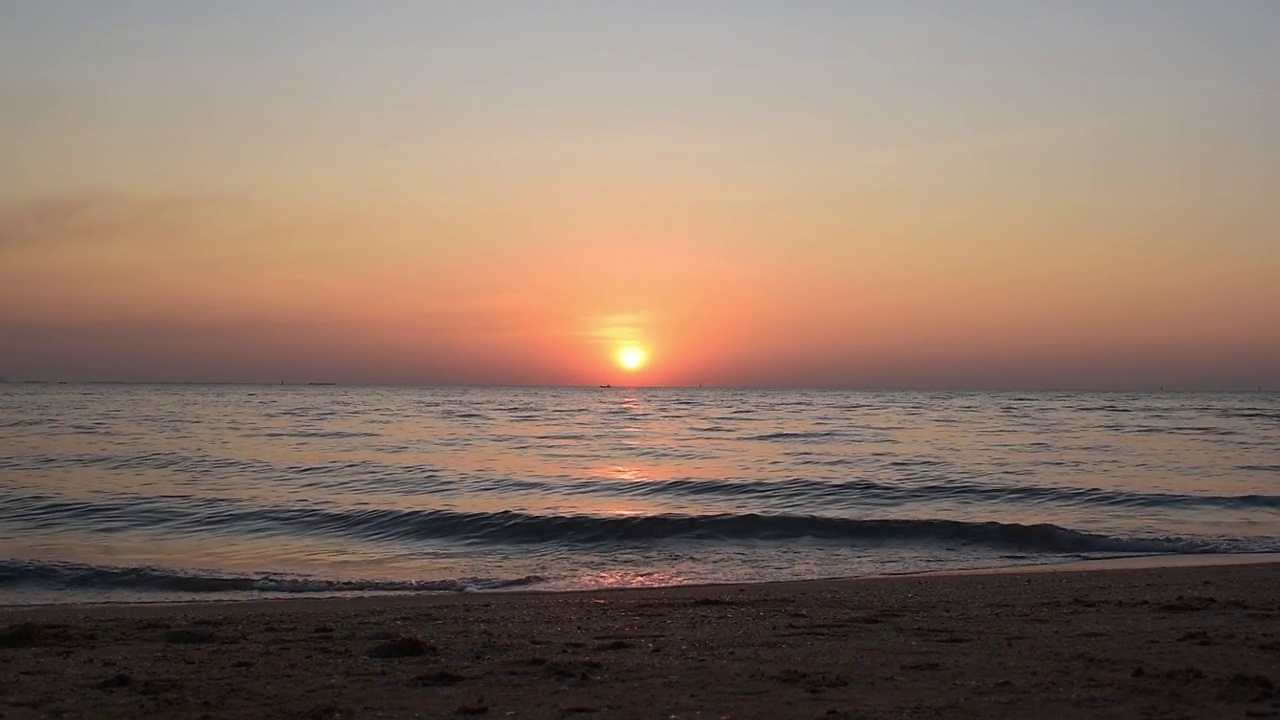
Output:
[[2, 562, 1279, 719]]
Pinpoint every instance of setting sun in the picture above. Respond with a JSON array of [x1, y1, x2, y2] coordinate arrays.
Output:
[[616, 346, 648, 371]]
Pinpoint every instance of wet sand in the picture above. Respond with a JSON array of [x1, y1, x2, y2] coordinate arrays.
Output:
[[2, 560, 1279, 719]]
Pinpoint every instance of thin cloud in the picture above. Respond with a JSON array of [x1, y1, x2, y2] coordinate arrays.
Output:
[[578, 313, 651, 345], [0, 192, 258, 252]]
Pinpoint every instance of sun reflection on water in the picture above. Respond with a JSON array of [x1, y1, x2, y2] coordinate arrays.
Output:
[[606, 465, 648, 482]]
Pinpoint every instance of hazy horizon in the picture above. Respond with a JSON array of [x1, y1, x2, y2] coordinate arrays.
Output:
[[3, 2, 1277, 390], [1, 379, 1274, 394]]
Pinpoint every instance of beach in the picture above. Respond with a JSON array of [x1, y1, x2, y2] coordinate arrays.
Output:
[[5, 2, 1277, 717], [3, 560, 1278, 719]]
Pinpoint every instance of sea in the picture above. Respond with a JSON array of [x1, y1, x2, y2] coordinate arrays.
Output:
[[1, 385, 1277, 605]]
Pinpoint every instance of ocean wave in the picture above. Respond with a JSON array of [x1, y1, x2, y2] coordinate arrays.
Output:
[[0, 418, 46, 428], [1100, 424, 1243, 436], [0, 559, 544, 595], [255, 430, 381, 439], [0, 494, 1227, 554], [1217, 410, 1280, 421], [566, 476, 1280, 512], [746, 430, 848, 442], [2, 453, 1277, 516]]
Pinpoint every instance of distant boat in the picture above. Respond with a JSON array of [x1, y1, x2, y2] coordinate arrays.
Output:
[[599, 384, 612, 388]]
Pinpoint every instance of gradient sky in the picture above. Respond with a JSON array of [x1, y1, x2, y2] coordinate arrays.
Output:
[[2, 1, 1277, 388]]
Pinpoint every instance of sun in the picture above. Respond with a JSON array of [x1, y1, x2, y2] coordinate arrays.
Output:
[[616, 346, 648, 371]]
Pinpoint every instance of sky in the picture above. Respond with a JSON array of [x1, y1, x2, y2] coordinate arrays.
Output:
[[1, 1, 1277, 389]]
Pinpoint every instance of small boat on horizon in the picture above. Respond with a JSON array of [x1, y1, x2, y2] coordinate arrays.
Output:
[[599, 384, 612, 388]]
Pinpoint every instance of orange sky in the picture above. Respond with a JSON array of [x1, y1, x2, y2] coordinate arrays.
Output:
[[1, 3, 1277, 389]]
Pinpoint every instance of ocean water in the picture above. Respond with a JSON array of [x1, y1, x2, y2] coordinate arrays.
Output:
[[1, 385, 1277, 605]]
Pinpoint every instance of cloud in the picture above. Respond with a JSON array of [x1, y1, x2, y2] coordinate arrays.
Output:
[[578, 312, 651, 344], [0, 192, 259, 253], [0, 80, 82, 125]]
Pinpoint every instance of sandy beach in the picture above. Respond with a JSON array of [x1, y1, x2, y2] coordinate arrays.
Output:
[[2, 560, 1279, 719]]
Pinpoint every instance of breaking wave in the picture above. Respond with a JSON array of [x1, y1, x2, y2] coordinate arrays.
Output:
[[0, 559, 544, 596], [0, 493, 1235, 554]]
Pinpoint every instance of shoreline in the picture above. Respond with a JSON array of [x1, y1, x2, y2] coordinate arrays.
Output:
[[914, 549, 1280, 576], [6, 550, 1280, 612], [3, 559, 1278, 718]]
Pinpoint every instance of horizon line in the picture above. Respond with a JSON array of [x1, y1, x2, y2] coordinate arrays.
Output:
[[0, 379, 1272, 394]]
